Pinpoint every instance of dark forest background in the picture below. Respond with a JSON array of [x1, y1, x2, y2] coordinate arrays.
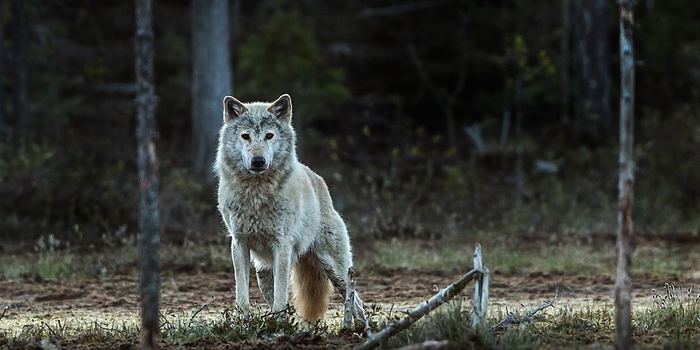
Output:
[[1, 0, 699, 243]]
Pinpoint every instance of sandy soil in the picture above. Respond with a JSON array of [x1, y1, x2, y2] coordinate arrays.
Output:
[[1, 261, 696, 349]]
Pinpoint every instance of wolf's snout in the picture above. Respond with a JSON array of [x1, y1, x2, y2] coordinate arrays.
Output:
[[250, 156, 267, 171]]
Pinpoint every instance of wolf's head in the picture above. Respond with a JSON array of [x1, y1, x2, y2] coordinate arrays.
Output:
[[216, 94, 296, 178]]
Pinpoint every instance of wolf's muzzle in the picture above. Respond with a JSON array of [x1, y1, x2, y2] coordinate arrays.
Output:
[[250, 156, 267, 172]]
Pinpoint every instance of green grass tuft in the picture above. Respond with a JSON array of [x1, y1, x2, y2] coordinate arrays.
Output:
[[636, 283, 700, 347]]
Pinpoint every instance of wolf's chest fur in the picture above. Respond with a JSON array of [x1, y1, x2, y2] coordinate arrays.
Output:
[[222, 180, 293, 248]]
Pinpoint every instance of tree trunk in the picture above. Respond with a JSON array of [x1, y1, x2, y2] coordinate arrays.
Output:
[[11, 0, 28, 142], [191, 0, 232, 183], [514, 75, 524, 216], [573, 0, 611, 142], [560, 0, 571, 124], [0, 0, 5, 144], [135, 0, 160, 349], [615, 0, 635, 348]]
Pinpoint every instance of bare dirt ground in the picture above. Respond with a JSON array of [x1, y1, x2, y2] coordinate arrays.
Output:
[[1, 267, 696, 348], [1, 234, 699, 349]]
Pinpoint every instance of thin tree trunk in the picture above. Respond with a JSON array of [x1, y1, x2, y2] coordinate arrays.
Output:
[[560, 0, 571, 124], [0, 0, 5, 144], [191, 0, 232, 183], [514, 75, 524, 216], [573, 0, 611, 141], [135, 0, 160, 348], [11, 0, 28, 142], [615, 0, 635, 348]]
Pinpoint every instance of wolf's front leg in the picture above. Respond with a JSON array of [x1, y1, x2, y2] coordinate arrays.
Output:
[[272, 244, 293, 313], [231, 238, 251, 316]]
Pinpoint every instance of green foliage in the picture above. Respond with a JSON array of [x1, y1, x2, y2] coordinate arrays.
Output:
[[0, 143, 137, 240], [635, 103, 700, 230], [237, 7, 350, 126], [3, 0, 700, 243], [160, 168, 219, 235]]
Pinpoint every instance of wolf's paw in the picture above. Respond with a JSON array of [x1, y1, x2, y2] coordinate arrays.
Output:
[[233, 303, 250, 320]]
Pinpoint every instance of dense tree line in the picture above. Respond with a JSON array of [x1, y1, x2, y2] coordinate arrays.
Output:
[[1, 0, 699, 240]]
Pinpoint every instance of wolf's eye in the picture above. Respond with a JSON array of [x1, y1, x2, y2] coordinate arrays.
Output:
[[265, 133, 274, 140], [241, 134, 250, 140]]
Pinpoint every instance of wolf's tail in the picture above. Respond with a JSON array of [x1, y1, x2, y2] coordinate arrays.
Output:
[[291, 256, 332, 321]]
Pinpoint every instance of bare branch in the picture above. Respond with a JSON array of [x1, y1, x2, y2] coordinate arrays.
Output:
[[492, 293, 558, 329], [343, 267, 357, 329], [0, 306, 8, 321], [357, 268, 483, 350], [471, 244, 489, 332], [405, 41, 447, 114], [187, 304, 208, 328]]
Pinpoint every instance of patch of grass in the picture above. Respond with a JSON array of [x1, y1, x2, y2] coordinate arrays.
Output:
[[4, 307, 312, 348], [636, 283, 700, 347], [368, 239, 614, 275], [537, 301, 615, 344], [373, 299, 610, 348], [491, 243, 613, 275], [367, 239, 470, 273], [372, 285, 700, 349], [0, 244, 139, 281], [378, 300, 488, 349], [161, 306, 306, 344], [368, 238, 697, 277], [0, 236, 233, 282], [7, 319, 139, 348]]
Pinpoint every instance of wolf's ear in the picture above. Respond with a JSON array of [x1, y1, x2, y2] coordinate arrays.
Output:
[[223, 96, 246, 123], [268, 94, 292, 124]]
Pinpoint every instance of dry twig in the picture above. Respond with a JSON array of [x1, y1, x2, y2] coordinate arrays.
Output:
[[492, 293, 558, 329], [0, 306, 8, 321], [471, 243, 489, 332], [356, 268, 483, 350], [343, 267, 357, 329], [187, 304, 208, 327]]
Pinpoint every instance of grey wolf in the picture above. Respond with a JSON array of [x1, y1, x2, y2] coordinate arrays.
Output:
[[215, 94, 364, 322]]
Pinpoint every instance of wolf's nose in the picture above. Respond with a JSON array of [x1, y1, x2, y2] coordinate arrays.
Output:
[[251, 156, 266, 169]]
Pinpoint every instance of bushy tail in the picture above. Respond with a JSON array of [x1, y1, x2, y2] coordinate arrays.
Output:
[[291, 257, 332, 321]]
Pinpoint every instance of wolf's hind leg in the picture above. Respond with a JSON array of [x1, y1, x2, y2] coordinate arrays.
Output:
[[322, 257, 366, 322], [256, 268, 274, 307]]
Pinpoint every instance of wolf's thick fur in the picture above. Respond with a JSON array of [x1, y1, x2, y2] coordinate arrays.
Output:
[[215, 94, 364, 322]]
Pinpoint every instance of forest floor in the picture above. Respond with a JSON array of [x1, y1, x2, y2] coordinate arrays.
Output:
[[1, 233, 699, 349]]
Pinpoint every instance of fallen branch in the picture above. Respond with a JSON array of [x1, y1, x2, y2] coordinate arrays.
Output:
[[356, 268, 483, 350], [492, 293, 558, 329], [187, 304, 208, 328], [343, 267, 357, 329], [158, 309, 175, 331], [0, 306, 8, 321], [471, 243, 489, 332]]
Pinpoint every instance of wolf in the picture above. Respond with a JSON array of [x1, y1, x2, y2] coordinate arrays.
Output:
[[215, 94, 365, 322]]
